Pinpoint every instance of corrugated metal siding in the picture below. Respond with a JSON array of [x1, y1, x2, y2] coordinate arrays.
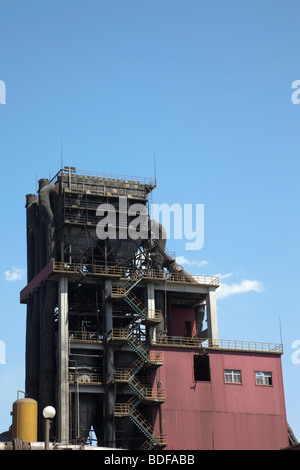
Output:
[[151, 348, 289, 450], [170, 308, 197, 337]]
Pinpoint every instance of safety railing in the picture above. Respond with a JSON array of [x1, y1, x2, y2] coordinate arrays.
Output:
[[142, 387, 166, 402], [53, 261, 126, 277], [118, 273, 144, 294], [148, 351, 163, 364], [131, 379, 164, 401], [192, 275, 220, 286], [105, 278, 142, 299], [114, 356, 146, 382], [109, 285, 142, 299], [108, 287, 162, 323], [110, 404, 167, 447], [50, 167, 156, 187], [114, 369, 132, 382], [138, 268, 219, 285], [152, 336, 283, 354], [113, 352, 163, 384], [108, 328, 131, 341], [125, 290, 146, 311], [110, 402, 131, 416], [69, 331, 103, 343], [140, 435, 168, 450], [73, 168, 157, 186], [202, 338, 283, 354], [152, 335, 204, 349], [132, 267, 196, 284], [125, 291, 162, 321], [68, 372, 103, 384], [142, 309, 162, 323], [153, 433, 168, 447], [52, 261, 219, 286], [130, 409, 167, 447]]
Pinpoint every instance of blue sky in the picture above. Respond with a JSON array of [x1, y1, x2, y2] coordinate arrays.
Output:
[[0, 0, 300, 442]]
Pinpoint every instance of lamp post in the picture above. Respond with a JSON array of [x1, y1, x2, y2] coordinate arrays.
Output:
[[43, 406, 56, 450]]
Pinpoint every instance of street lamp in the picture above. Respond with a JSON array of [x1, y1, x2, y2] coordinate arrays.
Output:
[[43, 406, 56, 450]]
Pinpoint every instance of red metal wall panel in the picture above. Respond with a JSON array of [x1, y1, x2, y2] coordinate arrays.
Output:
[[170, 307, 196, 337], [151, 348, 289, 450]]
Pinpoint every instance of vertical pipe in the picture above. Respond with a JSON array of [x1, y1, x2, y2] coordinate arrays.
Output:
[[40, 281, 57, 416], [38, 179, 49, 272], [103, 280, 116, 448], [75, 363, 80, 441], [195, 304, 206, 337], [58, 276, 69, 443], [154, 289, 165, 339], [44, 419, 50, 450], [25, 194, 37, 281], [206, 288, 219, 344], [147, 283, 156, 344], [27, 294, 40, 402], [157, 380, 163, 437]]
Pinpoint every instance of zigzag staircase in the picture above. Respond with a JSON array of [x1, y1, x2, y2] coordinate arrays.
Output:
[[106, 272, 162, 325], [107, 273, 167, 449]]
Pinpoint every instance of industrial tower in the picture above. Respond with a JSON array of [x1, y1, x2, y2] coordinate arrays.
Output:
[[20, 167, 219, 449], [21, 166, 288, 450]]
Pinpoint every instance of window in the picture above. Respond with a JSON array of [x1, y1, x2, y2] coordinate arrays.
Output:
[[224, 369, 242, 384], [255, 371, 272, 386], [194, 355, 211, 381]]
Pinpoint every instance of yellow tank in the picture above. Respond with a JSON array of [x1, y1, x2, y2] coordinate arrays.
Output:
[[12, 398, 38, 442]]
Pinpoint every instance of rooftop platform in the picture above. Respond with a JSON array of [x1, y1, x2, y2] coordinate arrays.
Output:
[[151, 336, 283, 354], [20, 259, 219, 303]]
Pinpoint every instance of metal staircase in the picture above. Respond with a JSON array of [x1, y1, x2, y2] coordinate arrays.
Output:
[[106, 273, 162, 325], [107, 275, 167, 449]]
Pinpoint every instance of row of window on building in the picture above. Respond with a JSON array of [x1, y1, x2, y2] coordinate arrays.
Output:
[[193, 355, 273, 386], [224, 369, 272, 385]]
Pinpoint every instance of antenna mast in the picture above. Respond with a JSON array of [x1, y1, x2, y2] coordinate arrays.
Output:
[[61, 140, 63, 169]]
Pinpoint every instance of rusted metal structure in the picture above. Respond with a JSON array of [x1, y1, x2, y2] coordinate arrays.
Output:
[[20, 166, 289, 449]]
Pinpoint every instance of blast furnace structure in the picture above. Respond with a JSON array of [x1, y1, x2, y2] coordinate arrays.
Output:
[[20, 166, 289, 450]]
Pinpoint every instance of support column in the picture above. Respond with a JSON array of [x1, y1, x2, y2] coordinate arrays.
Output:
[[147, 283, 156, 318], [58, 276, 69, 443], [147, 283, 156, 344], [206, 288, 218, 344], [104, 280, 116, 448]]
